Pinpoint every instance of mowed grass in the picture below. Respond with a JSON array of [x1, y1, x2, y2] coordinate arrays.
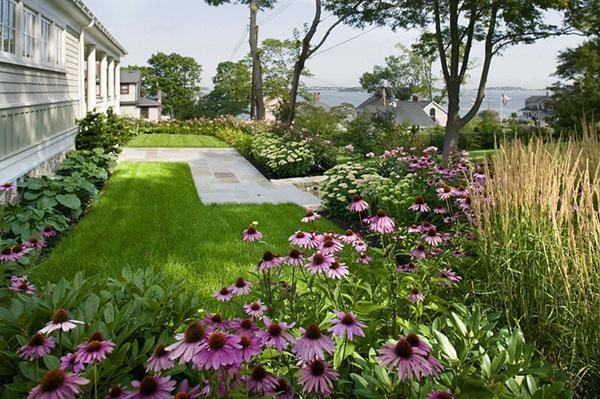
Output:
[[33, 162, 337, 301], [468, 149, 496, 161], [127, 134, 228, 148]]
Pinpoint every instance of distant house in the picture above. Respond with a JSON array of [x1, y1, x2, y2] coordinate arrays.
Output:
[[1, 0, 126, 183], [518, 94, 554, 127], [357, 95, 447, 128], [119, 70, 161, 122]]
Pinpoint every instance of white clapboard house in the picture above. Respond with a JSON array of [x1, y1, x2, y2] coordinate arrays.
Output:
[[0, 0, 126, 183]]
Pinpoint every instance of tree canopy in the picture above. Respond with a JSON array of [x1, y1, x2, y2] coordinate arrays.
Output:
[[200, 61, 252, 117]]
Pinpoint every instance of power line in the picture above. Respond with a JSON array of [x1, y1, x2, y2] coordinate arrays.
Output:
[[230, 26, 249, 59], [259, 0, 296, 26], [312, 27, 380, 57]]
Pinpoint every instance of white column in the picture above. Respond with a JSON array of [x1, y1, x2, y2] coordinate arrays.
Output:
[[86, 46, 96, 112], [114, 61, 121, 115], [99, 52, 108, 112], [108, 58, 115, 108], [78, 31, 86, 117]]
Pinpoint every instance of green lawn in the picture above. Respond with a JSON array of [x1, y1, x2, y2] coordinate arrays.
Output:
[[468, 149, 496, 161], [127, 134, 228, 148], [33, 162, 336, 301]]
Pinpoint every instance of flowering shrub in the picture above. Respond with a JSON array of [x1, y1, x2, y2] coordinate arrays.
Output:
[[250, 134, 315, 178], [76, 108, 137, 152], [321, 162, 377, 217]]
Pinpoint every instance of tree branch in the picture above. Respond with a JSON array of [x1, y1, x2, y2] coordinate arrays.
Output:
[[434, 0, 450, 83]]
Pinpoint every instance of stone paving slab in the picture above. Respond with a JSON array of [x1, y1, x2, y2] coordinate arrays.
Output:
[[119, 148, 321, 208]]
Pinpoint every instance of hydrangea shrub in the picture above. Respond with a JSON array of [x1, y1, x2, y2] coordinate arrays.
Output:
[[321, 162, 377, 216], [250, 134, 315, 178]]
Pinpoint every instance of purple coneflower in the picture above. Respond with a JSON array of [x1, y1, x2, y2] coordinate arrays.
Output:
[[274, 378, 293, 399], [257, 251, 282, 271], [202, 313, 230, 332], [411, 244, 428, 259], [246, 365, 278, 396], [259, 317, 295, 352], [306, 252, 333, 274], [328, 311, 366, 341], [457, 195, 472, 211], [407, 288, 425, 304], [433, 206, 448, 215], [352, 239, 368, 253], [319, 237, 343, 255], [347, 194, 369, 213], [293, 324, 335, 361], [106, 385, 130, 398], [39, 309, 83, 334], [41, 226, 57, 238], [409, 196, 431, 213], [451, 185, 468, 197], [59, 352, 85, 374], [423, 228, 443, 246], [243, 301, 267, 319], [242, 225, 262, 242], [213, 287, 234, 302], [430, 248, 444, 256], [378, 338, 432, 381], [436, 184, 453, 200], [397, 262, 418, 273], [27, 369, 88, 399], [298, 359, 339, 397], [356, 252, 373, 265], [166, 322, 206, 364], [194, 331, 241, 370], [74, 332, 114, 364], [175, 380, 205, 399], [129, 375, 176, 399], [19, 333, 55, 360], [230, 277, 252, 296], [436, 268, 462, 285], [406, 333, 432, 354], [0, 182, 16, 191], [339, 229, 359, 244], [428, 390, 455, 399], [369, 209, 396, 233], [9, 275, 36, 294], [451, 249, 466, 257], [418, 222, 435, 232], [408, 224, 421, 234], [238, 334, 262, 362], [325, 260, 349, 280], [24, 237, 45, 250], [289, 231, 313, 248], [231, 318, 259, 336], [301, 209, 321, 223], [0, 244, 24, 262], [147, 344, 174, 373], [285, 249, 305, 266]]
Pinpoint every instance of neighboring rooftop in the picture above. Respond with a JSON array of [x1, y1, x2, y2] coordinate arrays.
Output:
[[121, 70, 142, 84], [357, 96, 437, 127]]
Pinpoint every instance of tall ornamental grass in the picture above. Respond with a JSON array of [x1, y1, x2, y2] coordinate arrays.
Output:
[[471, 125, 600, 395]]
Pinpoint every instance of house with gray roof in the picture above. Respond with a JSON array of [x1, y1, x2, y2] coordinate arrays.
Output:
[[518, 94, 554, 127], [119, 70, 161, 122], [356, 95, 446, 128]]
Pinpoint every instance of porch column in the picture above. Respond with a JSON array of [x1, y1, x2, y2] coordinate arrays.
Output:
[[108, 57, 115, 109], [86, 46, 96, 112], [99, 52, 108, 112], [114, 61, 121, 114], [78, 31, 86, 117]]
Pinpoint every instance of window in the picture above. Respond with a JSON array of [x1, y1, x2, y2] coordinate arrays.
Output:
[[429, 108, 436, 120], [54, 25, 62, 65], [41, 18, 50, 63], [0, 0, 16, 54], [21, 8, 35, 59], [140, 107, 149, 120], [120, 84, 129, 95]]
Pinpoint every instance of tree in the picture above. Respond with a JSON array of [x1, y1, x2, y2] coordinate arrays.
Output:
[[200, 61, 252, 117], [360, 44, 439, 101], [140, 52, 202, 120], [204, 0, 278, 120], [328, 0, 571, 159]]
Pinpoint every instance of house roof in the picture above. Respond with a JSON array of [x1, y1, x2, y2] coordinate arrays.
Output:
[[357, 96, 437, 127], [69, 0, 127, 55], [120, 70, 142, 84], [138, 97, 161, 107]]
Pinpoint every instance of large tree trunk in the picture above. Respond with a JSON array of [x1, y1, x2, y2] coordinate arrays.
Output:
[[442, 82, 462, 159], [249, 1, 265, 120]]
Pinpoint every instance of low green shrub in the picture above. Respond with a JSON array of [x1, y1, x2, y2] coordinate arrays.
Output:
[[321, 162, 378, 217], [250, 134, 315, 178], [76, 108, 138, 152], [57, 149, 116, 188]]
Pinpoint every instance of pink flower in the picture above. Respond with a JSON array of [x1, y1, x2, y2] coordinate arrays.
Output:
[[257, 251, 283, 271], [352, 239, 368, 253], [40, 226, 57, 238], [74, 332, 114, 364], [378, 339, 433, 381], [24, 237, 45, 250], [59, 352, 85, 374], [39, 309, 83, 334], [193, 331, 241, 370], [429, 390, 455, 399], [422, 228, 443, 246], [259, 317, 295, 352], [301, 209, 321, 223], [27, 369, 88, 399], [356, 252, 373, 265], [230, 277, 252, 296], [246, 365, 278, 396], [436, 268, 462, 286], [129, 375, 176, 399], [328, 311, 366, 341], [319, 236, 343, 255], [201, 313, 230, 332], [436, 185, 453, 200], [369, 209, 396, 233], [146, 344, 174, 373], [293, 324, 335, 361], [408, 224, 421, 234], [407, 288, 425, 303], [339, 229, 359, 244], [166, 322, 206, 364], [397, 262, 418, 273], [9, 275, 36, 294], [175, 379, 206, 399], [0, 244, 25, 262], [105, 386, 130, 398], [242, 225, 263, 242], [238, 334, 262, 362], [433, 206, 448, 214], [306, 252, 334, 274], [0, 182, 16, 192], [231, 318, 259, 336], [347, 194, 369, 213], [409, 196, 430, 213], [325, 260, 349, 279], [411, 244, 428, 259], [289, 231, 314, 248], [19, 333, 55, 360], [285, 249, 305, 266], [243, 301, 267, 319], [298, 359, 339, 397], [213, 287, 234, 302]]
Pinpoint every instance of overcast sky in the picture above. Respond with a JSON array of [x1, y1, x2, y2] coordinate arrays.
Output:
[[85, 0, 583, 90]]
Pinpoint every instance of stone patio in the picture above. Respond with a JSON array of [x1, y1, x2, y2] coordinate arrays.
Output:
[[119, 147, 321, 208]]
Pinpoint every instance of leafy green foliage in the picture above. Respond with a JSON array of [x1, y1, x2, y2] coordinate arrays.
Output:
[[250, 134, 315, 177], [76, 109, 138, 152], [199, 60, 251, 117], [321, 162, 377, 216]]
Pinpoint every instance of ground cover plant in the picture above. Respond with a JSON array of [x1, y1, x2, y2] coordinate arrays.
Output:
[[471, 127, 600, 396], [127, 134, 229, 148]]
